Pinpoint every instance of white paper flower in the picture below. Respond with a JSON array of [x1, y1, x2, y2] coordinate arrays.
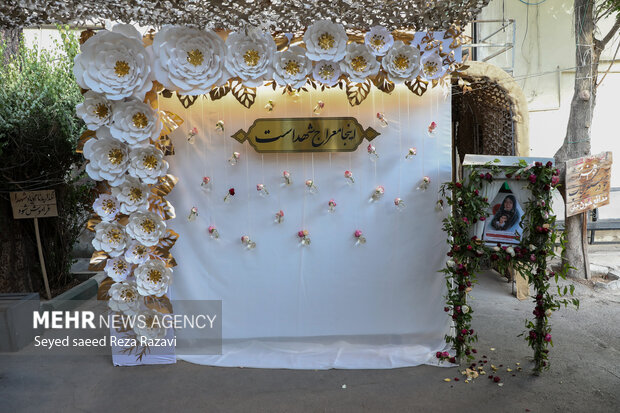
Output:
[[125, 241, 151, 265], [83, 133, 130, 187], [93, 194, 120, 222], [76, 91, 113, 130], [125, 211, 166, 247], [224, 29, 276, 87], [152, 25, 226, 95], [303, 20, 347, 62], [381, 41, 421, 83], [134, 309, 168, 340], [312, 60, 341, 86], [104, 256, 132, 282], [92, 221, 127, 257], [421, 51, 446, 80], [340, 43, 380, 83], [109, 98, 162, 146], [272, 46, 312, 89], [74, 24, 153, 101], [108, 282, 141, 314], [127, 146, 168, 184], [135, 259, 172, 297], [364, 26, 394, 57], [111, 177, 150, 215]]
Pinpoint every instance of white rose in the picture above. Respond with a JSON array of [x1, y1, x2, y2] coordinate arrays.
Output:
[[76, 91, 113, 130], [133, 309, 168, 341], [493, 246, 501, 252], [152, 25, 226, 95], [83, 132, 130, 187], [364, 26, 394, 57], [446, 259, 455, 268], [303, 20, 347, 62], [506, 246, 515, 257], [462, 305, 470, 314], [420, 51, 446, 80], [109, 98, 162, 146], [224, 29, 276, 87], [381, 41, 421, 83], [110, 176, 151, 215], [93, 194, 120, 222], [272, 46, 312, 89], [74, 24, 153, 101], [125, 211, 166, 247], [127, 145, 168, 184], [135, 259, 172, 297], [104, 256, 132, 282], [125, 241, 151, 265], [340, 43, 380, 84], [312, 60, 341, 87], [529, 244, 537, 251], [108, 282, 141, 315], [92, 221, 127, 257]]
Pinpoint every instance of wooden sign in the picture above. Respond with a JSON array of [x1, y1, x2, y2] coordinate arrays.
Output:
[[565, 151, 612, 217], [231, 117, 380, 153], [10, 190, 58, 219]]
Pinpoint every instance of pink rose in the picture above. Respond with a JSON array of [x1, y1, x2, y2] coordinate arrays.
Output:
[[528, 174, 537, 183], [354, 230, 363, 238]]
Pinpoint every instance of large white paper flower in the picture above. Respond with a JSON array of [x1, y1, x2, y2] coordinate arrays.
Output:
[[340, 43, 380, 84], [134, 309, 168, 340], [381, 41, 421, 83], [272, 46, 312, 89], [135, 259, 172, 297], [109, 98, 162, 146], [303, 20, 347, 62], [74, 24, 153, 101], [124, 241, 151, 265], [108, 282, 141, 314], [93, 194, 120, 222], [421, 51, 447, 80], [312, 60, 342, 87], [104, 256, 132, 282], [83, 132, 130, 187], [152, 25, 226, 95], [224, 29, 276, 87], [111, 176, 150, 214], [92, 221, 127, 257], [125, 211, 166, 246], [76, 91, 113, 130], [127, 146, 168, 184], [364, 26, 394, 57]]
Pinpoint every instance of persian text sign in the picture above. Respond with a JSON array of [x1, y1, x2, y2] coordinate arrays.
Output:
[[10, 190, 58, 219], [231, 117, 380, 153], [565, 151, 612, 217]]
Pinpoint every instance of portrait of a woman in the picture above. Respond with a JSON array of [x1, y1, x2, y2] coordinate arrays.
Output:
[[490, 194, 520, 231]]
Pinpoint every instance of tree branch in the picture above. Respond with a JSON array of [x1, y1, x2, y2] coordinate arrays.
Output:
[[598, 16, 620, 49]]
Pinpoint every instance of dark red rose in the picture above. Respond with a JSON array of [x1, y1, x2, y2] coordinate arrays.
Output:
[[449, 357, 456, 364], [472, 349, 477, 354], [544, 184, 551, 191], [528, 174, 537, 183], [228, 188, 235, 196], [454, 377, 459, 381], [505, 173, 512, 178], [455, 182, 463, 189], [480, 216, 486, 221], [535, 161, 542, 167], [444, 307, 450, 312], [436, 351, 442, 358], [474, 189, 479, 196], [493, 376, 501, 383], [467, 245, 473, 251], [546, 161, 553, 168], [461, 328, 468, 335], [479, 173, 485, 179]]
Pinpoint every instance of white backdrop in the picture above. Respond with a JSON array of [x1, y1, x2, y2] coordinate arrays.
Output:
[[162, 84, 453, 368]]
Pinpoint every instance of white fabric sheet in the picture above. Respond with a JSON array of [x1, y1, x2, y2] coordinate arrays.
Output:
[[161, 85, 453, 369]]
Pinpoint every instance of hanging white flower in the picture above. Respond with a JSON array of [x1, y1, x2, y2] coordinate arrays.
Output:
[[76, 91, 113, 130], [381, 41, 421, 83], [312, 60, 341, 86], [93, 193, 120, 222], [420, 51, 446, 80], [83, 132, 129, 187], [272, 46, 312, 89], [133, 309, 168, 340], [125, 211, 166, 246], [124, 241, 151, 265], [224, 29, 276, 87], [111, 176, 151, 215], [340, 43, 380, 84], [364, 26, 394, 57], [134, 259, 172, 297], [127, 146, 168, 184], [104, 256, 132, 282], [109, 98, 162, 146], [152, 25, 226, 95], [73, 24, 153, 101], [108, 282, 141, 314], [303, 20, 347, 62], [92, 221, 127, 257]]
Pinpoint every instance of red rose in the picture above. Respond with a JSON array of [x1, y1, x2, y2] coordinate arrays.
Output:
[[436, 351, 442, 358], [229, 188, 235, 196], [474, 189, 479, 196], [455, 182, 463, 189], [546, 161, 553, 168], [493, 376, 501, 383], [449, 357, 456, 364], [528, 174, 537, 183]]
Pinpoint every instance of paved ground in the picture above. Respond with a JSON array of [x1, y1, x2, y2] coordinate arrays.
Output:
[[1, 270, 619, 413]]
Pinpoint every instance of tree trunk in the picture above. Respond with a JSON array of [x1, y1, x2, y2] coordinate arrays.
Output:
[[1, 28, 21, 63], [554, 0, 600, 279]]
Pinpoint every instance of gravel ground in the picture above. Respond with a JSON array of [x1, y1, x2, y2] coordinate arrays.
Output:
[[1, 270, 618, 413]]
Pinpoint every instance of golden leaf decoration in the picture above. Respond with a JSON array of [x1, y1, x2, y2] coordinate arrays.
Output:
[[161, 89, 174, 98], [159, 110, 184, 137], [372, 71, 395, 94], [177, 93, 199, 109], [86, 215, 102, 232], [79, 29, 96, 45], [209, 83, 231, 101], [150, 174, 179, 197], [405, 77, 429, 96], [345, 79, 372, 106], [97, 276, 114, 300], [151, 229, 180, 259], [155, 135, 175, 156], [89, 250, 109, 271], [144, 295, 174, 314], [442, 51, 456, 67], [76, 130, 96, 154], [148, 195, 176, 220], [230, 79, 257, 109], [145, 81, 164, 109]]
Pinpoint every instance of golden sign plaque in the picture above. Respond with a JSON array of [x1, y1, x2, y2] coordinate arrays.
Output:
[[231, 117, 380, 153]]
